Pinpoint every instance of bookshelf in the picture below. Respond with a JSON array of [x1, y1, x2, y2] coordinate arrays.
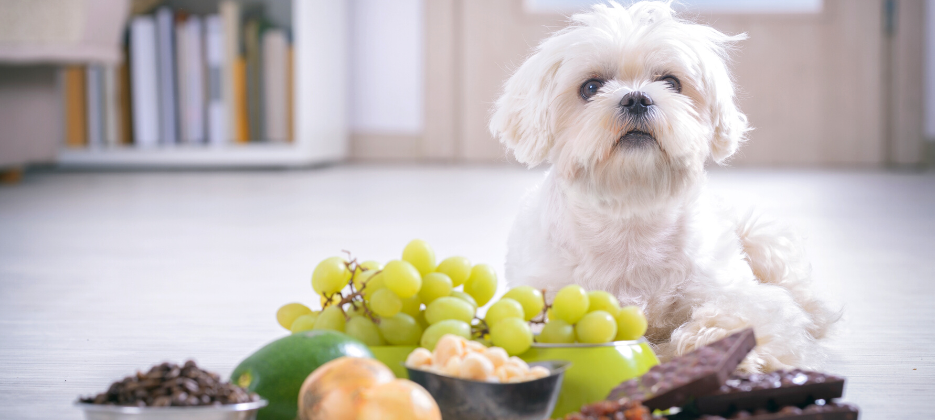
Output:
[[57, 0, 349, 168]]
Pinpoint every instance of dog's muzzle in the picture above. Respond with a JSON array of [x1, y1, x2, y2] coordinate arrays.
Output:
[[620, 91, 653, 116], [616, 91, 657, 147]]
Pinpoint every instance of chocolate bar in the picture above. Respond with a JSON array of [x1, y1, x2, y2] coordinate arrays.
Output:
[[694, 370, 844, 415], [607, 328, 756, 410], [698, 401, 859, 420]]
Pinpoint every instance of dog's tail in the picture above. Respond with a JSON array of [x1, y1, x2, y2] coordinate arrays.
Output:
[[735, 210, 842, 341]]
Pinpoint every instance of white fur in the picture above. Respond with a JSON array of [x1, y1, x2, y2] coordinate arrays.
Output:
[[489, 1, 838, 372]]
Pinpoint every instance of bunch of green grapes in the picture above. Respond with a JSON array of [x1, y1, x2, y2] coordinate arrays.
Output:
[[274, 239, 499, 350], [481, 284, 649, 355]]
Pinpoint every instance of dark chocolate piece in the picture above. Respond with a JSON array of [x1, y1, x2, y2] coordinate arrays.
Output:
[[699, 401, 859, 420], [607, 328, 756, 410], [695, 370, 845, 415]]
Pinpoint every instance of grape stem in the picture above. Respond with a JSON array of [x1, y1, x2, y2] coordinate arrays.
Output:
[[471, 317, 490, 339], [318, 257, 382, 324], [528, 288, 552, 325]]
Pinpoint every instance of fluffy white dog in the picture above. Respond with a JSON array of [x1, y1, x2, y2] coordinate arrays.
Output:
[[489, 1, 837, 372]]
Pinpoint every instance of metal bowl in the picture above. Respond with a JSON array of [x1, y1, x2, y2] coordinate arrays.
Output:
[[74, 400, 267, 420], [406, 360, 569, 420]]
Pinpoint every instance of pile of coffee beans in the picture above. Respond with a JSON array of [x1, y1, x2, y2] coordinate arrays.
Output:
[[79, 360, 260, 407]]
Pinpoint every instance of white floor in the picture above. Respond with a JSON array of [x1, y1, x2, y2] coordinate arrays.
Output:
[[0, 165, 932, 419]]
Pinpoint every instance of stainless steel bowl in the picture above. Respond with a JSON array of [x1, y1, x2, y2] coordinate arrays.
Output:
[[407, 360, 569, 420], [74, 400, 267, 420]]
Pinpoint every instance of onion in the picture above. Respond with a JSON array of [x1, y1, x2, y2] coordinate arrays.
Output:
[[357, 379, 441, 420], [297, 357, 395, 420]]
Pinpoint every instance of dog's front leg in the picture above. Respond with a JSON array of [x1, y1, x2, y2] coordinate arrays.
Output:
[[660, 282, 821, 373]]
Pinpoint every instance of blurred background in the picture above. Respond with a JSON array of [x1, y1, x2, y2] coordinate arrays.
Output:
[[0, 0, 931, 170], [1, 1, 933, 419]]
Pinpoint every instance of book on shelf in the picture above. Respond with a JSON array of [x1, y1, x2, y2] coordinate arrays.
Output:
[[62, 1, 293, 150], [129, 15, 160, 147], [243, 16, 263, 144], [155, 7, 178, 145], [174, 12, 189, 144], [205, 14, 226, 146], [102, 65, 121, 147], [180, 15, 206, 144], [219, 0, 244, 144], [262, 29, 287, 142], [233, 56, 249, 144], [63, 66, 87, 148], [85, 65, 104, 147], [118, 52, 133, 145]]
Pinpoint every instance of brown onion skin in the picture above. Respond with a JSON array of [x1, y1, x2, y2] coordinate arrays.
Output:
[[357, 379, 442, 420], [297, 357, 395, 420]]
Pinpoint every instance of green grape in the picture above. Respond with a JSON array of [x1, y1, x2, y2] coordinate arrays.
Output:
[[313, 306, 346, 332], [402, 239, 437, 275], [450, 290, 478, 310], [553, 284, 590, 324], [378, 313, 423, 346], [414, 309, 430, 330], [346, 304, 368, 318], [345, 316, 386, 346], [537, 319, 575, 344], [370, 288, 403, 318], [320, 293, 342, 308], [614, 305, 648, 341], [352, 261, 383, 288], [503, 286, 545, 321], [546, 308, 554, 321], [419, 272, 453, 304], [464, 264, 497, 306], [436, 256, 472, 287], [311, 256, 351, 296], [490, 317, 533, 356], [353, 269, 379, 292], [277, 302, 312, 330], [419, 320, 471, 351], [575, 310, 617, 344], [361, 272, 386, 300], [289, 312, 319, 333], [587, 291, 620, 314], [383, 260, 422, 298], [357, 260, 383, 274], [485, 298, 525, 328], [400, 295, 422, 318], [424, 296, 475, 325]]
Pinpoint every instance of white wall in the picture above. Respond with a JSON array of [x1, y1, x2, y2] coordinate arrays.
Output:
[[349, 0, 424, 135]]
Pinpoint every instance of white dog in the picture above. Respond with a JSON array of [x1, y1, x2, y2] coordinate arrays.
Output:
[[489, 1, 838, 372]]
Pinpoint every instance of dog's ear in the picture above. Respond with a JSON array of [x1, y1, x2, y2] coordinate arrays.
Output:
[[700, 31, 750, 165], [489, 48, 563, 167]]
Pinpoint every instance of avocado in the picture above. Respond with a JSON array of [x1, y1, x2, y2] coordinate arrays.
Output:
[[231, 330, 373, 420]]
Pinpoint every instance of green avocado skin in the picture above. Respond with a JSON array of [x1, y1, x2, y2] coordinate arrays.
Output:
[[231, 330, 373, 420]]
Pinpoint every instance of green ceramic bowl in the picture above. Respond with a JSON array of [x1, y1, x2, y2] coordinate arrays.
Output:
[[370, 339, 658, 418], [520, 338, 659, 418]]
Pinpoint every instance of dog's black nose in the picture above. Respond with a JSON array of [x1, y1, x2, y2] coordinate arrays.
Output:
[[620, 92, 653, 114]]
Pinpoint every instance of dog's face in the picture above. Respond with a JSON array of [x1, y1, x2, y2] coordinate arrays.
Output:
[[490, 2, 749, 212]]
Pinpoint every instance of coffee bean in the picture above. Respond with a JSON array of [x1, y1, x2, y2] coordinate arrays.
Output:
[[77, 361, 260, 407]]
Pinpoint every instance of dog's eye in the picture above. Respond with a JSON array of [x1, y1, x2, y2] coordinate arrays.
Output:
[[659, 75, 682, 93], [579, 79, 605, 100]]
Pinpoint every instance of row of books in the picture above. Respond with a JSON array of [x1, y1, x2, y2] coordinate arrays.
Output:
[[63, 1, 294, 149]]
